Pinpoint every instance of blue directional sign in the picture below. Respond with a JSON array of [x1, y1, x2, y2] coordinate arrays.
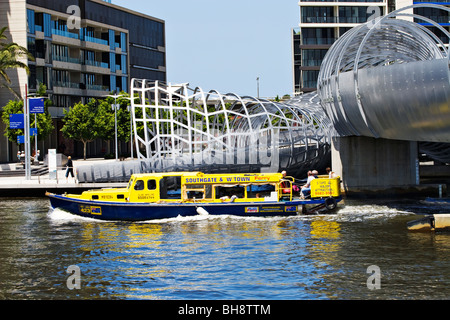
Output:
[[9, 114, 24, 129], [30, 128, 38, 137], [17, 135, 25, 144], [29, 98, 45, 114]]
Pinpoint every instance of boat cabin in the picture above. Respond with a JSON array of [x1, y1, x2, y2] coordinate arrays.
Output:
[[77, 171, 340, 204]]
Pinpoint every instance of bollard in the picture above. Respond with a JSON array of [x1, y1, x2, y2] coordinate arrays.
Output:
[[407, 214, 450, 232]]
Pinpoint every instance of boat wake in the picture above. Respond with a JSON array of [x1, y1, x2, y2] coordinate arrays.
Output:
[[47, 200, 419, 226], [48, 208, 110, 223]]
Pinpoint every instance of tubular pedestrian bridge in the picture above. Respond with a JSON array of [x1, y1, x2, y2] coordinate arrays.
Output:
[[77, 4, 450, 183], [317, 4, 450, 162]]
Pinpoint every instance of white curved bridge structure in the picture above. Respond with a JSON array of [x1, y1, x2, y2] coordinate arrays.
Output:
[[129, 80, 333, 176], [77, 4, 450, 183]]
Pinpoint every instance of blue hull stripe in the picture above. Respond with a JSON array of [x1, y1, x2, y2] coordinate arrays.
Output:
[[48, 194, 342, 221]]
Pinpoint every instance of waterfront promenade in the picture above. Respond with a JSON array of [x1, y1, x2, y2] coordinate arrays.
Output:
[[0, 158, 127, 197]]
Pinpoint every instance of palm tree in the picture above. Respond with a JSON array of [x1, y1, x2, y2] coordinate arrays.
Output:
[[0, 26, 34, 99]]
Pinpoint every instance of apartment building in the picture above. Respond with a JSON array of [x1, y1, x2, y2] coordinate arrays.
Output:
[[292, 0, 450, 95], [411, 0, 450, 44], [0, 0, 166, 162], [292, 0, 390, 95]]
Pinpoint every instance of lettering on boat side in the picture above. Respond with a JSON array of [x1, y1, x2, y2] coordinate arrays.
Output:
[[78, 205, 102, 216], [178, 304, 271, 317], [137, 194, 154, 200], [100, 194, 114, 200], [285, 206, 298, 212], [184, 176, 256, 184], [260, 206, 284, 213], [245, 207, 259, 213]]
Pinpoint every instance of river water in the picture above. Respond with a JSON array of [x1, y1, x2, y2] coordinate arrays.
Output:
[[0, 197, 449, 300]]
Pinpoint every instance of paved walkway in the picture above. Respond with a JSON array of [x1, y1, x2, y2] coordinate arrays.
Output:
[[0, 158, 129, 190]]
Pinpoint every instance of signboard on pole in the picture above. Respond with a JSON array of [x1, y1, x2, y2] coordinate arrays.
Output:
[[9, 114, 24, 129], [30, 128, 38, 137], [29, 98, 45, 114], [17, 135, 25, 144]]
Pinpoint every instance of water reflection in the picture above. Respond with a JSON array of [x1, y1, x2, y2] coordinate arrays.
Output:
[[1, 198, 450, 299]]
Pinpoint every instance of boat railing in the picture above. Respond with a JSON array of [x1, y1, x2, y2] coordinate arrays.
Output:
[[279, 177, 295, 201]]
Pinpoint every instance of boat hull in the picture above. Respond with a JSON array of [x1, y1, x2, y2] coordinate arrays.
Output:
[[48, 194, 342, 221]]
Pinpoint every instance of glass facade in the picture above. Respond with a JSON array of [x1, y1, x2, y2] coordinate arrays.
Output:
[[25, 0, 166, 111], [301, 7, 336, 23], [414, 4, 450, 45], [293, 1, 388, 94], [339, 6, 383, 23], [415, 7, 450, 24]]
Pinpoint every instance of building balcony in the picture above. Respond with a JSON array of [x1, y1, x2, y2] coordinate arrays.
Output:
[[53, 81, 110, 97], [80, 34, 109, 46], [52, 55, 82, 64], [54, 81, 109, 91], [52, 29, 79, 40], [85, 59, 110, 69], [302, 38, 337, 45], [415, 15, 450, 24], [299, 0, 385, 3], [53, 81, 81, 89], [302, 16, 338, 23], [51, 29, 111, 51]]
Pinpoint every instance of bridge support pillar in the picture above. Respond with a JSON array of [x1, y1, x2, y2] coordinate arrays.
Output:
[[331, 136, 422, 197]]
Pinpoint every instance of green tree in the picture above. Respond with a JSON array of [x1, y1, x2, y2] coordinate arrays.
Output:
[[102, 91, 141, 156], [1, 83, 54, 146], [0, 26, 34, 98], [1, 99, 24, 145], [61, 99, 114, 160], [30, 83, 55, 144]]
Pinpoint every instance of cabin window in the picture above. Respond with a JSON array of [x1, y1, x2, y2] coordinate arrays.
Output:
[[185, 184, 212, 200], [160, 176, 181, 200], [117, 194, 125, 199], [215, 186, 245, 200], [92, 195, 99, 200], [147, 180, 156, 190], [247, 184, 275, 198], [134, 180, 145, 191], [187, 190, 204, 199]]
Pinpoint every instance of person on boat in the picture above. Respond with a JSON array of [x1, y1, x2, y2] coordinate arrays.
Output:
[[280, 170, 301, 194], [220, 195, 238, 202], [65, 156, 74, 182], [280, 170, 289, 190], [301, 170, 317, 198], [326, 167, 337, 178]]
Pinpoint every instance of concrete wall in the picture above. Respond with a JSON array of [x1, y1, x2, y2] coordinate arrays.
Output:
[[0, 0, 28, 105], [332, 136, 419, 195], [0, 0, 28, 163]]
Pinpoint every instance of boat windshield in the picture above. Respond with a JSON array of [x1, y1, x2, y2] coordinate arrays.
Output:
[[127, 178, 134, 190]]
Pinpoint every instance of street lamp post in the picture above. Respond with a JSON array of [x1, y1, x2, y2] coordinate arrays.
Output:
[[105, 93, 123, 161], [122, 97, 134, 159], [127, 104, 134, 159], [257, 77, 260, 99]]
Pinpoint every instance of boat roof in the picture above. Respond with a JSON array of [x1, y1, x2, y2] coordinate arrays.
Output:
[[130, 172, 284, 183], [131, 172, 202, 179]]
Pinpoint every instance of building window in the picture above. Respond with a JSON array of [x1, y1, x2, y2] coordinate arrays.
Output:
[[302, 28, 335, 45], [415, 7, 450, 24], [338, 6, 384, 24], [301, 6, 336, 24], [302, 70, 320, 89], [302, 49, 328, 67]]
